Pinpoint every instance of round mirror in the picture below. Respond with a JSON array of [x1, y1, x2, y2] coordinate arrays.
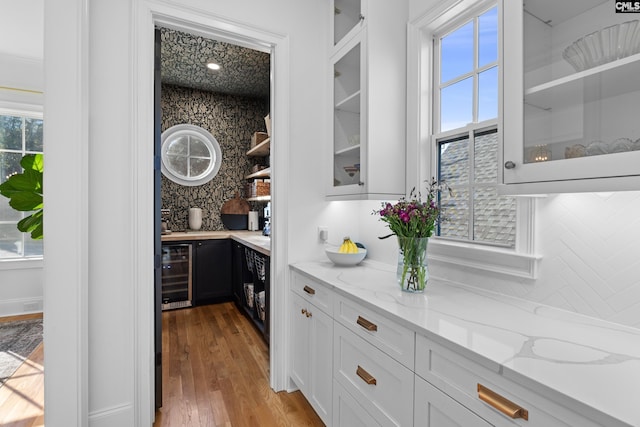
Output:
[[161, 124, 222, 186]]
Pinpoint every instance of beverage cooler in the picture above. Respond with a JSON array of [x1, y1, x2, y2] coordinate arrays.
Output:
[[161, 243, 192, 310]]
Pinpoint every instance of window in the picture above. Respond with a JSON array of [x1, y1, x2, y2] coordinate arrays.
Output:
[[160, 124, 222, 186], [433, 5, 516, 248], [410, 0, 541, 278], [0, 111, 44, 259]]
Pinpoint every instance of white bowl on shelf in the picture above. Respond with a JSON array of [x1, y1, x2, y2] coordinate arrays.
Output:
[[325, 247, 367, 266], [563, 20, 640, 72]]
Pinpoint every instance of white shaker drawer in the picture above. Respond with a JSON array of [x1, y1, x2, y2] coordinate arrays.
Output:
[[414, 374, 492, 427], [334, 294, 415, 368], [333, 380, 382, 427], [415, 334, 610, 427], [291, 271, 333, 315], [334, 322, 414, 427]]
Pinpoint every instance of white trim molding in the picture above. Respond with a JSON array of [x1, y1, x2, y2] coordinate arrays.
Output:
[[429, 240, 541, 279], [0, 297, 43, 317], [0, 258, 43, 271], [429, 197, 542, 279], [134, 2, 291, 423], [409, 0, 542, 281], [43, 0, 90, 425]]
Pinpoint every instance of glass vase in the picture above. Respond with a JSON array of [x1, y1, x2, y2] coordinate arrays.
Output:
[[396, 236, 429, 292]]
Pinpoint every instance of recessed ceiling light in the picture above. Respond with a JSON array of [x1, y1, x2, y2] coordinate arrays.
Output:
[[207, 62, 221, 71]]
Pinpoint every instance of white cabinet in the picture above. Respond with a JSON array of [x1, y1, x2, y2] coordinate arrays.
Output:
[[414, 375, 492, 427], [328, 0, 408, 200], [333, 294, 415, 368], [333, 322, 414, 426], [414, 334, 613, 427], [501, 0, 640, 193], [333, 380, 381, 427], [290, 274, 334, 425], [332, 0, 365, 50], [289, 264, 634, 427]]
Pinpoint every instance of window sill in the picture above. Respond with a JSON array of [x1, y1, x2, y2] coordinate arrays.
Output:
[[0, 258, 44, 271], [428, 238, 541, 279]]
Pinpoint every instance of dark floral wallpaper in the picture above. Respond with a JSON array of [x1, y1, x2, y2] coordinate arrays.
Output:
[[160, 27, 270, 98], [161, 84, 269, 231]]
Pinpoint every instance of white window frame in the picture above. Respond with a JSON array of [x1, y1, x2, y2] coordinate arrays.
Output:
[[407, 0, 541, 279], [0, 104, 44, 267]]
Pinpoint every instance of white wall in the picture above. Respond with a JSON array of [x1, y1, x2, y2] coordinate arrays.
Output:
[[0, 0, 44, 317], [45, 0, 328, 425], [0, 263, 43, 315]]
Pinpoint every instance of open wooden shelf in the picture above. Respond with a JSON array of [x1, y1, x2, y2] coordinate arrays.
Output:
[[246, 195, 271, 202], [245, 167, 271, 180], [247, 137, 270, 157]]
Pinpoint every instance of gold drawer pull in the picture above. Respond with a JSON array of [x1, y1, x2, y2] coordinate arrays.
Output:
[[303, 285, 315, 295], [356, 315, 377, 332], [478, 384, 528, 420], [356, 365, 377, 385], [301, 308, 307, 315]]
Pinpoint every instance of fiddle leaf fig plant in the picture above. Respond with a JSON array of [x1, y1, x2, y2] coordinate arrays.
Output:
[[0, 153, 43, 239]]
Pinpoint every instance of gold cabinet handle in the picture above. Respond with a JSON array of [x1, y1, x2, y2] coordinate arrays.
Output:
[[477, 384, 528, 420], [356, 365, 377, 385], [301, 308, 307, 315], [356, 315, 377, 332], [306, 310, 312, 318], [303, 285, 315, 295]]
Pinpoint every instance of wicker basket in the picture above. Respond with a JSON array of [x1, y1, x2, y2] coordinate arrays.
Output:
[[256, 180, 270, 197], [254, 253, 266, 282], [246, 180, 270, 198], [244, 248, 254, 272], [244, 283, 254, 308], [256, 291, 265, 321]]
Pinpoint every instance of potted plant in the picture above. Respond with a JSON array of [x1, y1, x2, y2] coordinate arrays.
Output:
[[0, 153, 43, 239]]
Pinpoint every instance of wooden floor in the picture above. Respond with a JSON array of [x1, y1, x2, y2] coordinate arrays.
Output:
[[0, 313, 45, 427], [154, 302, 324, 427], [0, 305, 321, 427]]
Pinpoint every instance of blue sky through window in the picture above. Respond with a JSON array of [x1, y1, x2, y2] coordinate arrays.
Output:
[[440, 7, 498, 132]]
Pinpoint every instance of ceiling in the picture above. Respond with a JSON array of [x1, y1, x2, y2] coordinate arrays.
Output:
[[159, 27, 271, 99]]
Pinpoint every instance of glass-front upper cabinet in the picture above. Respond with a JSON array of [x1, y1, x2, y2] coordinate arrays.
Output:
[[502, 0, 640, 192], [332, 38, 363, 191], [333, 0, 364, 49], [328, 0, 407, 200]]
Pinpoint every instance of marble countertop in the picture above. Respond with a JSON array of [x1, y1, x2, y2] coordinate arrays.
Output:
[[162, 230, 270, 256], [291, 259, 640, 427]]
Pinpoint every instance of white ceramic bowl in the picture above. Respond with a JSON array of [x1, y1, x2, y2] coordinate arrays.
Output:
[[325, 247, 367, 266]]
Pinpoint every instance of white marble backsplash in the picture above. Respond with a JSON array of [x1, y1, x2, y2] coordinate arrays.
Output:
[[352, 192, 640, 329]]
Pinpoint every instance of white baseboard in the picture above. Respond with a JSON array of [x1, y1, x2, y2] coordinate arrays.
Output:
[[0, 297, 43, 318], [89, 403, 134, 427]]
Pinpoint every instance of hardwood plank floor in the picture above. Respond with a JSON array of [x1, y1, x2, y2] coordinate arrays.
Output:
[[0, 314, 44, 427], [154, 302, 324, 427], [0, 305, 321, 427]]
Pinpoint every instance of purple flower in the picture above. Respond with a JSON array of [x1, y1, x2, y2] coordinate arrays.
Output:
[[372, 179, 451, 237]]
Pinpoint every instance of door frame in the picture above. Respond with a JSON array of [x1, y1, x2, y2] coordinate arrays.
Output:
[[133, 2, 291, 423]]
